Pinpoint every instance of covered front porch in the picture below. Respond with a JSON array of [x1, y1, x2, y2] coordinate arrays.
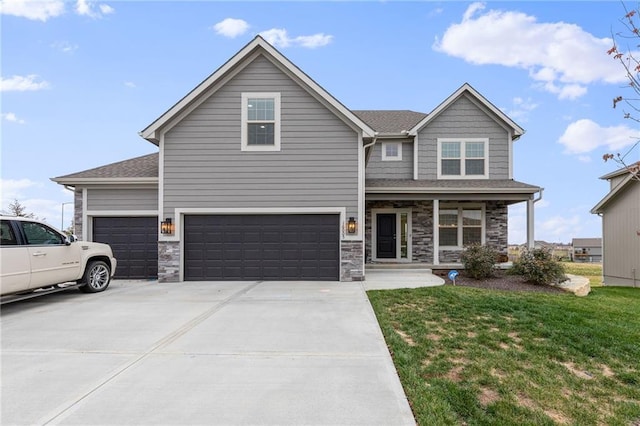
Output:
[[364, 179, 542, 267]]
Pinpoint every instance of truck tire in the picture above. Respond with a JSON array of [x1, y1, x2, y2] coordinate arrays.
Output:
[[79, 260, 111, 293]]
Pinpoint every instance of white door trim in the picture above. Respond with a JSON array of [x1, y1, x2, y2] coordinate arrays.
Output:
[[371, 208, 412, 262]]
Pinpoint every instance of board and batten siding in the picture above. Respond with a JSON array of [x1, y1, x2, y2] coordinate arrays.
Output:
[[87, 188, 158, 211], [602, 182, 640, 286], [417, 94, 511, 180], [365, 141, 413, 179], [162, 55, 360, 219]]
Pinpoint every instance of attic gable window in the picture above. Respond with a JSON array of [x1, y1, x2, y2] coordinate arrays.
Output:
[[241, 93, 281, 151], [437, 138, 489, 179], [382, 142, 402, 161]]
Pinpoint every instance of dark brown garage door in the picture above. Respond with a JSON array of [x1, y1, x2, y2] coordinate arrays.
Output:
[[184, 214, 340, 281], [93, 217, 158, 279]]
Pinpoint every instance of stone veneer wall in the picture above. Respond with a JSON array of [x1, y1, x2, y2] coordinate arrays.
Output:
[[366, 200, 508, 264], [341, 240, 364, 281], [158, 241, 180, 282], [74, 189, 83, 239], [365, 200, 434, 263]]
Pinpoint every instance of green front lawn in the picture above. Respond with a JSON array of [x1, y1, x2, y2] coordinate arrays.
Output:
[[563, 262, 603, 287], [368, 286, 640, 425]]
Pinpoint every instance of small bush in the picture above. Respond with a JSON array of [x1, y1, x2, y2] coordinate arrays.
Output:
[[461, 244, 499, 279], [511, 248, 566, 285]]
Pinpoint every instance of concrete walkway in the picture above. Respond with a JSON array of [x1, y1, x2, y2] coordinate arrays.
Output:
[[364, 269, 445, 291], [1, 280, 415, 426]]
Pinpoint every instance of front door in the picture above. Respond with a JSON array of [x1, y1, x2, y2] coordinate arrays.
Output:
[[376, 214, 396, 258]]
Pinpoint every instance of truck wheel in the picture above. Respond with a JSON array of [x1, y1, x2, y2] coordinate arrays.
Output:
[[79, 261, 111, 293]]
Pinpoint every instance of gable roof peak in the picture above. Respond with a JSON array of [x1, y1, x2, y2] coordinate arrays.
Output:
[[140, 34, 375, 144], [408, 82, 525, 139]]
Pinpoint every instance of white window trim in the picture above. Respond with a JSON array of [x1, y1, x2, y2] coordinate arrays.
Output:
[[437, 138, 489, 179], [241, 92, 281, 152], [381, 142, 402, 161], [438, 203, 485, 250]]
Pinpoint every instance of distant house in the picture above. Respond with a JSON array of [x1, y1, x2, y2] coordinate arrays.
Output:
[[591, 162, 639, 287], [571, 238, 602, 263]]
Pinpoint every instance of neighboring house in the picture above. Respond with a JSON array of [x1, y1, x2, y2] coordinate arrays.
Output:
[[591, 163, 640, 287], [571, 238, 602, 263], [52, 36, 541, 283]]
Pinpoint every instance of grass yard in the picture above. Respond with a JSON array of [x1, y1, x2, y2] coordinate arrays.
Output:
[[563, 262, 603, 287], [368, 286, 640, 425]]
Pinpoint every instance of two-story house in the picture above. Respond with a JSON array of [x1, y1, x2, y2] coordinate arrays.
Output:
[[52, 36, 541, 283]]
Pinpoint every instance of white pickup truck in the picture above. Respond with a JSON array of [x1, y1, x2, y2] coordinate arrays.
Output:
[[0, 216, 117, 297]]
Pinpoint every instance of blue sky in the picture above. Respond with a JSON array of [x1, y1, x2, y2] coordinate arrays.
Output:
[[2, 1, 639, 244]]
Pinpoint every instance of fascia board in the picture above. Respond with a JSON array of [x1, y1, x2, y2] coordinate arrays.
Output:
[[50, 177, 159, 185], [408, 83, 525, 138]]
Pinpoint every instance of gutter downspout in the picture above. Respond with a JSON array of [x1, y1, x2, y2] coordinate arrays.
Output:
[[527, 188, 544, 249], [363, 132, 379, 166]]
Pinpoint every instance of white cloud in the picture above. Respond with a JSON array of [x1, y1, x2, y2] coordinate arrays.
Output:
[[578, 155, 592, 163], [213, 18, 249, 38], [51, 40, 78, 54], [1, 178, 41, 202], [259, 28, 333, 49], [124, 81, 136, 88], [0, 0, 65, 21], [75, 0, 113, 18], [0, 74, 49, 91], [558, 119, 638, 154], [503, 96, 539, 122], [538, 215, 585, 243], [2, 112, 26, 124], [433, 2, 624, 100]]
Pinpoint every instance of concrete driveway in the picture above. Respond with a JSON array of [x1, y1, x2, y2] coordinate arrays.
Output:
[[1, 280, 415, 425]]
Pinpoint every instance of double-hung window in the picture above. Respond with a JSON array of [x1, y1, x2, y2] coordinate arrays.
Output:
[[241, 93, 281, 151], [438, 138, 488, 178], [439, 205, 484, 248]]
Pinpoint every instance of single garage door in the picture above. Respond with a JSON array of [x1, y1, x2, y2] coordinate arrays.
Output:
[[93, 216, 158, 279], [184, 214, 340, 281]]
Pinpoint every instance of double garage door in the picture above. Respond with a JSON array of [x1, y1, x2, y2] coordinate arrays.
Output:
[[184, 214, 340, 281]]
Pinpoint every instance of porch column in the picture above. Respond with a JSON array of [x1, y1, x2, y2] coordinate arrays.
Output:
[[433, 199, 439, 265], [527, 198, 535, 249]]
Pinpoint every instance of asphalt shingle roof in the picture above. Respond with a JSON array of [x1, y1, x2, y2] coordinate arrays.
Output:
[[352, 110, 428, 134], [53, 153, 158, 180]]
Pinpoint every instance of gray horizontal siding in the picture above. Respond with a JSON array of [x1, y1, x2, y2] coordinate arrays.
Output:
[[602, 183, 640, 286], [366, 142, 413, 179], [163, 54, 359, 219], [418, 94, 510, 180], [87, 188, 158, 211]]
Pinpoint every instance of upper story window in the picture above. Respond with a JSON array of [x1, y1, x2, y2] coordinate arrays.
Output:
[[382, 142, 402, 161], [437, 138, 488, 179], [241, 93, 281, 151]]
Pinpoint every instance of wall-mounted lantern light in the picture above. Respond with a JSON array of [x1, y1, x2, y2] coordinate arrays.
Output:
[[160, 218, 173, 235], [347, 217, 357, 234]]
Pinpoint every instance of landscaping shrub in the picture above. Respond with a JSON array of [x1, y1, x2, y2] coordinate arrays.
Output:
[[511, 248, 567, 285], [461, 244, 498, 279]]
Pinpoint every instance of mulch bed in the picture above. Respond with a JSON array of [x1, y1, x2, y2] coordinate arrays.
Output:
[[433, 270, 566, 294]]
